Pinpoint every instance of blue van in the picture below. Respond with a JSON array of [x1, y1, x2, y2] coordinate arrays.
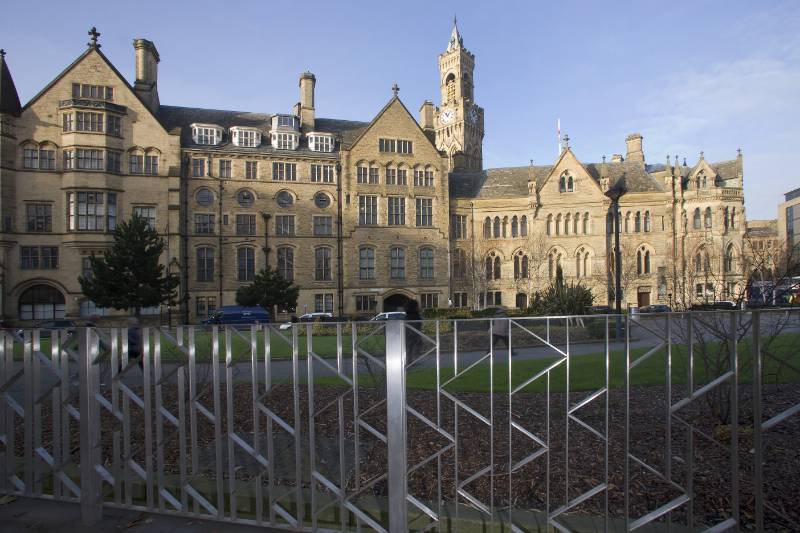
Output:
[[202, 305, 269, 326]]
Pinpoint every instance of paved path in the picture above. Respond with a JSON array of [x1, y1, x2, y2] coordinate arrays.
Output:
[[0, 495, 286, 533]]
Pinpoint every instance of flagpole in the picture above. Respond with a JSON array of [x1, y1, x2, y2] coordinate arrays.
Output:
[[557, 118, 562, 156]]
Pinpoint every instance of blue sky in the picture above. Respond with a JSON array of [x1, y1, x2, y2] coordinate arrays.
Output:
[[2, 0, 798, 219]]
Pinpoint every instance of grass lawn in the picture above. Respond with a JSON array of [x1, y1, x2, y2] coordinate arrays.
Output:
[[13, 330, 387, 362], [401, 333, 800, 393]]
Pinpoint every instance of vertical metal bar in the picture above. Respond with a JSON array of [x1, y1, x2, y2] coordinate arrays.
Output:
[[142, 328, 154, 510], [225, 327, 236, 520], [730, 311, 739, 527], [178, 327, 188, 514], [23, 331, 33, 495], [624, 315, 631, 531], [0, 333, 9, 494], [250, 325, 263, 524], [490, 318, 497, 529], [306, 323, 317, 529], [604, 315, 610, 533], [32, 330, 42, 496], [122, 329, 132, 507], [212, 327, 223, 517], [51, 331, 62, 500], [188, 327, 199, 515], [154, 330, 165, 512], [686, 314, 694, 530], [386, 321, 408, 533], [436, 321, 443, 533], [291, 325, 303, 525], [265, 325, 275, 525], [752, 310, 763, 531], [78, 327, 102, 524], [508, 318, 513, 529], [665, 314, 672, 528], [110, 329, 121, 505], [565, 319, 570, 508], [337, 323, 346, 532], [351, 322, 361, 531]]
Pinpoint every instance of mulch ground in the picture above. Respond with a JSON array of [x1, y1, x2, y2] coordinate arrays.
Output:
[[12, 376, 800, 531]]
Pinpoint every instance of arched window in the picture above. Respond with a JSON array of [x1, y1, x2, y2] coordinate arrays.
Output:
[[511, 216, 518, 237], [694, 252, 702, 273], [314, 247, 332, 280], [237, 247, 255, 281], [419, 247, 435, 279], [567, 176, 574, 192], [644, 211, 651, 232], [483, 217, 491, 238], [564, 214, 571, 235], [514, 255, 520, 279], [196, 247, 214, 282], [583, 252, 590, 277], [724, 245, 735, 273], [583, 213, 590, 235], [19, 285, 65, 320], [493, 255, 501, 280], [635, 211, 642, 233], [520, 216, 528, 236], [576, 249, 583, 278], [730, 207, 736, 229], [358, 247, 375, 280], [702, 174, 707, 188], [704, 207, 712, 229], [637, 250, 643, 275], [522, 255, 529, 278], [548, 253, 554, 278], [559, 176, 566, 193], [485, 256, 493, 280], [236, 189, 255, 208], [573, 212, 579, 234], [644, 250, 651, 274], [556, 214, 562, 236], [493, 217, 501, 238], [723, 207, 729, 230], [624, 212, 631, 233], [445, 73, 456, 102], [502, 216, 508, 238], [277, 246, 294, 280], [695, 176, 701, 190], [693, 208, 701, 230], [547, 214, 553, 236]]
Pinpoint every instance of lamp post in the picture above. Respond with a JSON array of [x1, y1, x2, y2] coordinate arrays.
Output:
[[605, 185, 626, 337], [335, 133, 344, 318]]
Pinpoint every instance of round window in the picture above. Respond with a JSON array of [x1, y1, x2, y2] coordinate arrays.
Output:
[[237, 189, 254, 208], [276, 191, 294, 208], [314, 192, 330, 209], [196, 188, 214, 206]]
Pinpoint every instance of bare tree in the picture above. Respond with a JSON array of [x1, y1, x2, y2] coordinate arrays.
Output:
[[513, 231, 550, 302]]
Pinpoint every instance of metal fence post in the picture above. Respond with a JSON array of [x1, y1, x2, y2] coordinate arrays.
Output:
[[78, 327, 102, 525], [385, 321, 408, 533]]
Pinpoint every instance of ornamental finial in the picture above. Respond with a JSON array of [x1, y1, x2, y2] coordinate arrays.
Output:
[[0, 49, 5, 58], [391, 82, 399, 97], [88, 27, 101, 48]]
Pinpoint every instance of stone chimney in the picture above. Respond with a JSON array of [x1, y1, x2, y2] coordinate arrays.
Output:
[[133, 39, 160, 112], [299, 71, 315, 132], [625, 133, 644, 163], [419, 100, 435, 143]]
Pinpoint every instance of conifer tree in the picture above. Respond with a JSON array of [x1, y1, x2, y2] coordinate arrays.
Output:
[[235, 266, 300, 314], [79, 214, 179, 317]]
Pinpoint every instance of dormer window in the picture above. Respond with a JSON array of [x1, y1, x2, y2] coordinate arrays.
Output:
[[191, 124, 223, 145], [559, 172, 574, 193], [272, 115, 300, 131], [271, 132, 298, 150], [231, 127, 261, 148], [308, 133, 334, 153]]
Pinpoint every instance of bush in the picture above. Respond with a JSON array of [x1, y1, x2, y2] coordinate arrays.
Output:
[[422, 308, 473, 320]]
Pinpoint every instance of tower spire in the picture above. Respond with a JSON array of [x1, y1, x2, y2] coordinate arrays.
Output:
[[447, 16, 463, 51]]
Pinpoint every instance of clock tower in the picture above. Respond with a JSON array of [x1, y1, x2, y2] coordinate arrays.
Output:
[[435, 18, 484, 171]]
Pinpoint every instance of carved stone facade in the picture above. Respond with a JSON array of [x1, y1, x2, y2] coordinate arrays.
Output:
[[0, 24, 748, 323]]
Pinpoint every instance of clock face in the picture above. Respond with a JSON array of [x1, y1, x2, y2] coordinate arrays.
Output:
[[468, 107, 479, 124], [440, 108, 455, 124]]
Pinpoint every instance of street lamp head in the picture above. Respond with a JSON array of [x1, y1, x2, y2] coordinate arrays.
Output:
[[604, 183, 627, 202]]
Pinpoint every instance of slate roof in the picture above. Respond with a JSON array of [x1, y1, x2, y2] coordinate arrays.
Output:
[[451, 159, 666, 199], [0, 51, 22, 116], [157, 105, 368, 153]]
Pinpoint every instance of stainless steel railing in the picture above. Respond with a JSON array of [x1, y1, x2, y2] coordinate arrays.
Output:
[[1, 309, 799, 532]]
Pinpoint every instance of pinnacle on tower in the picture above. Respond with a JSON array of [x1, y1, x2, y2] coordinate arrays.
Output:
[[447, 16, 463, 52]]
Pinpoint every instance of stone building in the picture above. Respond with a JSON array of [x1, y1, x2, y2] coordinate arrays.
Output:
[[0, 23, 749, 324]]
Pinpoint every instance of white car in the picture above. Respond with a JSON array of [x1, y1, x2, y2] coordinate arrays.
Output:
[[278, 312, 334, 330], [369, 311, 407, 321]]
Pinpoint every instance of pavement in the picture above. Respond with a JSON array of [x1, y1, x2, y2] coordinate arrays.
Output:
[[0, 495, 288, 533]]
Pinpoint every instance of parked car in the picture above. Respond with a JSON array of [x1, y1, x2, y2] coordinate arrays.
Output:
[[639, 304, 672, 314], [278, 312, 334, 330], [590, 305, 612, 314], [202, 306, 269, 326], [369, 311, 406, 321], [17, 319, 77, 338], [692, 301, 737, 311]]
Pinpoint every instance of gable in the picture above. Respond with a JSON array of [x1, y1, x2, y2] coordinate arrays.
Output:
[[538, 148, 607, 204], [348, 97, 441, 160]]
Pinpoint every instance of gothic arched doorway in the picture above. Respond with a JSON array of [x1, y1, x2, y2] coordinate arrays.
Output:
[[383, 292, 411, 312]]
